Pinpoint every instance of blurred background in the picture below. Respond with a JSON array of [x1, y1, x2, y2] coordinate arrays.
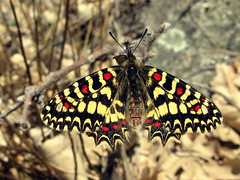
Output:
[[0, 0, 239, 179]]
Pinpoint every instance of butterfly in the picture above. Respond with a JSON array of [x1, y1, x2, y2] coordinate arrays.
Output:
[[41, 30, 222, 149]]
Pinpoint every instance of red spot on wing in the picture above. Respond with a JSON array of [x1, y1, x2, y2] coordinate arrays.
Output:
[[153, 72, 162, 81], [64, 102, 70, 109], [194, 104, 201, 111], [59, 95, 64, 98], [81, 84, 89, 94], [112, 124, 119, 130], [201, 97, 205, 101], [146, 119, 152, 124], [154, 122, 161, 127], [121, 121, 127, 126], [190, 104, 201, 112], [102, 126, 109, 132], [103, 72, 113, 80], [176, 87, 184, 95]]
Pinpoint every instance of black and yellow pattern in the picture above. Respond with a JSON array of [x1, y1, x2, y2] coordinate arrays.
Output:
[[41, 49, 222, 148]]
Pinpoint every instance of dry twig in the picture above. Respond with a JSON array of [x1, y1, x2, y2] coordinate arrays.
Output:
[[9, 0, 32, 85]]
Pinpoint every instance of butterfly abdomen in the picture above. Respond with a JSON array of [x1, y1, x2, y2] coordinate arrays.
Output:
[[128, 88, 144, 127], [127, 65, 144, 127]]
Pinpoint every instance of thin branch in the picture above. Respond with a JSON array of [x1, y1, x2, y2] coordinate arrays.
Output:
[[79, 135, 93, 168], [48, 0, 63, 72], [0, 101, 24, 123], [120, 144, 134, 180], [68, 133, 78, 180], [79, 134, 104, 177], [9, 0, 33, 85], [57, 0, 70, 70], [33, 0, 42, 81]]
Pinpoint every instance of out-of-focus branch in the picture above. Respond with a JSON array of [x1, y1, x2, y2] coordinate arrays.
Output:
[[57, 0, 70, 70], [9, 0, 33, 85]]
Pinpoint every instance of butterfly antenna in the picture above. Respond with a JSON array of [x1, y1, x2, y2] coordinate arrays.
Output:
[[109, 32, 128, 54], [132, 28, 148, 54]]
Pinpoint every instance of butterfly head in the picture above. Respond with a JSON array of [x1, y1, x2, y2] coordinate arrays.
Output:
[[110, 29, 148, 66], [113, 42, 136, 65]]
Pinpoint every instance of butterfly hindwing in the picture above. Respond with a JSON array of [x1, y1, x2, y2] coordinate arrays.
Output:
[[87, 99, 131, 147], [141, 66, 222, 141], [141, 102, 182, 145]]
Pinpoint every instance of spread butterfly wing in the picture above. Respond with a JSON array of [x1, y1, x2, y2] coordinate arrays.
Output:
[[41, 66, 131, 144], [141, 66, 222, 142], [87, 85, 132, 147], [41, 67, 121, 132]]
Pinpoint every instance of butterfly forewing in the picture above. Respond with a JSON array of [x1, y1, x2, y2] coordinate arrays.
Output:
[[141, 66, 222, 137], [42, 67, 121, 132]]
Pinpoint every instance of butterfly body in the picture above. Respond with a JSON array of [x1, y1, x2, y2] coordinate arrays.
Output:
[[120, 59, 144, 128], [41, 46, 222, 148]]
